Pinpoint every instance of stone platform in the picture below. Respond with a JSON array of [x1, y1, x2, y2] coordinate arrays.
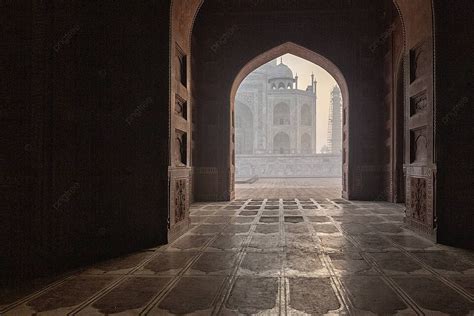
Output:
[[236, 154, 342, 178]]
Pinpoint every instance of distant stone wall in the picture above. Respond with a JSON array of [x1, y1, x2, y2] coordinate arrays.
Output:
[[236, 154, 342, 178]]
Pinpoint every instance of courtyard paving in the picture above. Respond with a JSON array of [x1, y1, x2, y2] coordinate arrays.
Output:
[[1, 187, 474, 315], [235, 177, 342, 199]]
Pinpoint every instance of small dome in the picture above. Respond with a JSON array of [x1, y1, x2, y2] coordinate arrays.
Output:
[[268, 62, 293, 79]]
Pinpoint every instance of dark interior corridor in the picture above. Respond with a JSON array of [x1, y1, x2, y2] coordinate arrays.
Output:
[[2, 0, 473, 314]]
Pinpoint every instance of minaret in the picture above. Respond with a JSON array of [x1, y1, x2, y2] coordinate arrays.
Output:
[[294, 73, 298, 89], [327, 86, 342, 154], [314, 77, 317, 98], [312, 73, 317, 153]]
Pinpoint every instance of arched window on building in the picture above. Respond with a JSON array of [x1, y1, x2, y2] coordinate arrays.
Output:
[[301, 133, 311, 154], [278, 82, 285, 90], [301, 104, 312, 126], [235, 102, 254, 154], [273, 102, 290, 125], [287, 83, 292, 89], [273, 132, 290, 154]]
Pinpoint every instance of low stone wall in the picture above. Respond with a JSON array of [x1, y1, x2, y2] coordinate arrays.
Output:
[[236, 154, 342, 178]]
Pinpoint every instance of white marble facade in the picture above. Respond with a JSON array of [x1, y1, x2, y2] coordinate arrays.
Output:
[[235, 59, 341, 178], [235, 59, 317, 156]]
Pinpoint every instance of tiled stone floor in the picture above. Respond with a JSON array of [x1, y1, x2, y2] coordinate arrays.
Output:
[[2, 198, 474, 315], [235, 178, 342, 199]]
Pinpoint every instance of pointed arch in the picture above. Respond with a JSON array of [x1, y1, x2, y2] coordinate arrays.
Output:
[[230, 42, 349, 112], [229, 41, 350, 195]]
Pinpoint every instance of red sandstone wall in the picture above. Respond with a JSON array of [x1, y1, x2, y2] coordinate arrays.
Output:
[[191, 0, 390, 201], [395, 0, 437, 239], [168, 0, 203, 241]]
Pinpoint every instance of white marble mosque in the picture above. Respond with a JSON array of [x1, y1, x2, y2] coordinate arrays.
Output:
[[235, 58, 342, 179]]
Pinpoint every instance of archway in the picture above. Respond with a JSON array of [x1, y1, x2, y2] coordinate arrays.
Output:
[[273, 132, 291, 154], [230, 42, 350, 197], [273, 102, 290, 125], [189, 0, 441, 245]]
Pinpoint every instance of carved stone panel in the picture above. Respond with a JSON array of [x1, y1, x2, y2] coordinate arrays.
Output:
[[175, 95, 187, 120], [168, 168, 191, 242], [408, 177, 427, 223], [410, 91, 428, 116], [174, 179, 187, 223]]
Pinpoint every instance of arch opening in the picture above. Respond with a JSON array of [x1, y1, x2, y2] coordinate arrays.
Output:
[[231, 45, 346, 197]]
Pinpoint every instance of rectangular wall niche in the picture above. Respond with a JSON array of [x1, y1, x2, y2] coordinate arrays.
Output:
[[175, 130, 187, 166], [410, 128, 428, 163], [410, 91, 428, 116], [409, 177, 427, 223], [409, 40, 430, 83], [175, 95, 187, 120], [176, 44, 187, 87]]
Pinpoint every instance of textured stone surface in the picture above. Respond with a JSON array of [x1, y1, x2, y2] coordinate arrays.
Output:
[[284, 216, 304, 223], [87, 251, 153, 273], [413, 251, 474, 273], [307, 215, 331, 222], [370, 252, 424, 274], [313, 223, 339, 233], [240, 253, 281, 274], [342, 276, 409, 314], [143, 252, 197, 274], [249, 235, 280, 249], [158, 276, 225, 314], [222, 224, 251, 234], [394, 276, 474, 315], [259, 216, 279, 223], [329, 253, 374, 275], [3, 196, 473, 315], [188, 252, 237, 275], [288, 277, 340, 314], [285, 250, 325, 274], [285, 223, 310, 234], [171, 235, 211, 250], [255, 224, 280, 234], [92, 277, 170, 314], [226, 277, 278, 314], [450, 276, 474, 295], [27, 276, 116, 313], [209, 236, 245, 250]]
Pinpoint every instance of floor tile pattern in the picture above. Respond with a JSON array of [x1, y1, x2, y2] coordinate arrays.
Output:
[[235, 178, 342, 199], [1, 198, 474, 315]]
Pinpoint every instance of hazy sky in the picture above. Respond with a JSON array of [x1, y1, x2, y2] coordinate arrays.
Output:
[[280, 53, 339, 153]]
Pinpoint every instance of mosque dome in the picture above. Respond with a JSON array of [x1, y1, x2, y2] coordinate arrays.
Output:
[[267, 62, 293, 79]]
